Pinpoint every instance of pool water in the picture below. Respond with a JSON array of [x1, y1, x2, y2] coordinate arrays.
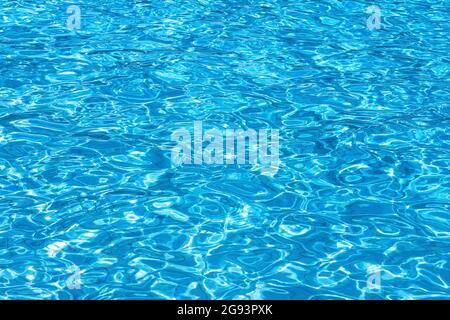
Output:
[[0, 0, 449, 299]]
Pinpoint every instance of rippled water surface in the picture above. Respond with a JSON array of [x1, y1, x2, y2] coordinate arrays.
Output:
[[0, 0, 449, 300]]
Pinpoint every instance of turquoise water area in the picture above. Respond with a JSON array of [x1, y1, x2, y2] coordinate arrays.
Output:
[[0, 1, 449, 299]]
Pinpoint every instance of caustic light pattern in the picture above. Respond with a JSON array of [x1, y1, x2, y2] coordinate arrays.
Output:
[[0, 0, 449, 300]]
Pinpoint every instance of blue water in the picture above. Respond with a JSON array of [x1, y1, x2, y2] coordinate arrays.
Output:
[[0, 0, 449, 300]]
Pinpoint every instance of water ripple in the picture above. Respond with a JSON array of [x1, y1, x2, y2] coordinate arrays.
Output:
[[0, 0, 449, 300]]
